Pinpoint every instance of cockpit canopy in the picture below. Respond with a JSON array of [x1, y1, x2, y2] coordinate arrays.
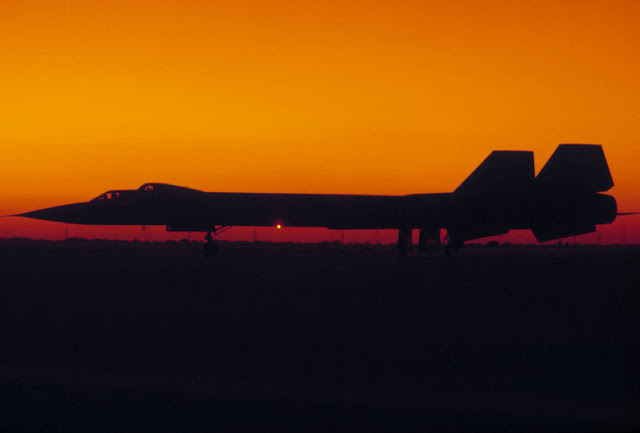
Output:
[[137, 183, 202, 194], [90, 190, 138, 202], [90, 183, 201, 202]]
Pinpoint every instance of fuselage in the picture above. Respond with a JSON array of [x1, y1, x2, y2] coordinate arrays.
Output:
[[21, 183, 456, 229], [19, 182, 617, 240]]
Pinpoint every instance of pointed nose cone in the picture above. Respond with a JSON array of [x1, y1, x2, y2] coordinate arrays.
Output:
[[18, 203, 91, 223]]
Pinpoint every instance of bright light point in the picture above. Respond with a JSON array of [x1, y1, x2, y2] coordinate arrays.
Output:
[[276, 224, 282, 229]]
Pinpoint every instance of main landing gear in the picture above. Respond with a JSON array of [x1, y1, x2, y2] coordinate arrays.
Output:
[[397, 227, 417, 257], [397, 228, 464, 257], [442, 234, 464, 257], [203, 226, 231, 258]]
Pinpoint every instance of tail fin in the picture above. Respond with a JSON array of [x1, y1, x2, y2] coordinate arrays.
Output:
[[455, 151, 534, 195], [535, 144, 613, 192]]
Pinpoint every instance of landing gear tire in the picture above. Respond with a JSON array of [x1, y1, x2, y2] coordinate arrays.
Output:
[[443, 241, 463, 257], [399, 243, 418, 257], [203, 241, 219, 258], [443, 243, 454, 257]]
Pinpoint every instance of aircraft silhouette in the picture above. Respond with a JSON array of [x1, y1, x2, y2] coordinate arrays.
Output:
[[19, 144, 624, 257]]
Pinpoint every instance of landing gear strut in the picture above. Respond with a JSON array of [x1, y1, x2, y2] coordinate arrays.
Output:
[[202, 225, 231, 258], [443, 234, 464, 257], [397, 227, 417, 257], [203, 231, 219, 258]]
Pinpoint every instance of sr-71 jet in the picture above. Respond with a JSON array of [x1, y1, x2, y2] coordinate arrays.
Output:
[[19, 144, 628, 257]]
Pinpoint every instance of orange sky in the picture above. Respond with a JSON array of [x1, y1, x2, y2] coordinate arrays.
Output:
[[1, 0, 639, 242]]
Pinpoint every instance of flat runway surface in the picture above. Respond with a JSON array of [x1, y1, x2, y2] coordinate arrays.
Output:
[[1, 240, 639, 431]]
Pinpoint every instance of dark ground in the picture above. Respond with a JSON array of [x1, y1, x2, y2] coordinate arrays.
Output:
[[1, 239, 639, 432]]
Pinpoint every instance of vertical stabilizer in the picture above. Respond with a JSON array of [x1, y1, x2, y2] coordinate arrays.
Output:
[[455, 151, 534, 195], [536, 144, 613, 192]]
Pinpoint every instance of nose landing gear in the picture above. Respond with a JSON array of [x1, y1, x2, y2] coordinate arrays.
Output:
[[203, 225, 231, 258], [203, 232, 219, 258]]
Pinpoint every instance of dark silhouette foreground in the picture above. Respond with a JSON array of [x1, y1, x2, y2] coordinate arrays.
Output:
[[1, 241, 639, 431]]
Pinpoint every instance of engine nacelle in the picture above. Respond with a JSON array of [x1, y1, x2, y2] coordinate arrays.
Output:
[[531, 193, 616, 242]]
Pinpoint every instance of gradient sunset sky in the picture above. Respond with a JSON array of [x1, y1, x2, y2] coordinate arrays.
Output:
[[1, 0, 638, 243]]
